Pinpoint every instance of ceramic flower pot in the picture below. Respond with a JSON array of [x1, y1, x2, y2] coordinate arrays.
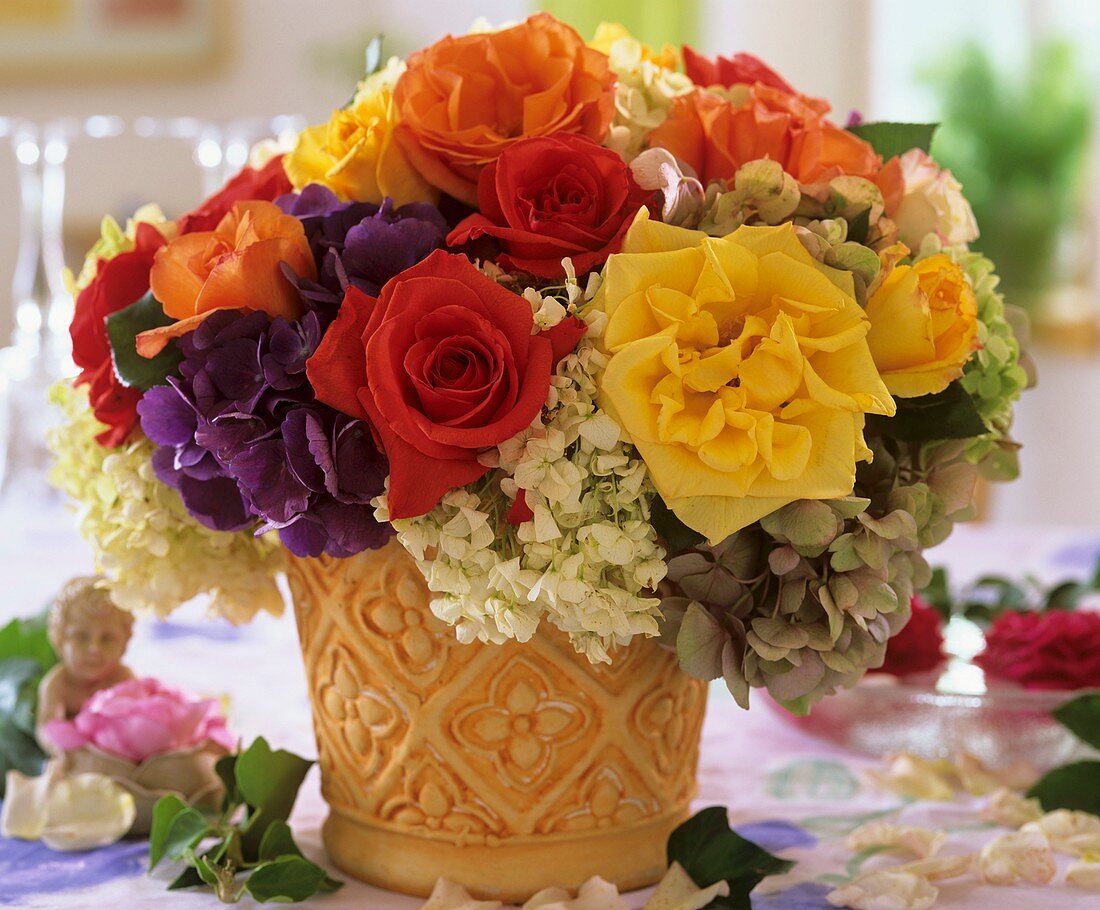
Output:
[[287, 540, 707, 902]]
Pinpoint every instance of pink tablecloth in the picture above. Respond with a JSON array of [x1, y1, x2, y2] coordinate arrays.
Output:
[[2, 487, 1098, 909]]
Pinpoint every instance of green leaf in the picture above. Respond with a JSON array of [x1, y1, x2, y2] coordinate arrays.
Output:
[[167, 865, 206, 891], [867, 382, 987, 443], [1027, 762, 1100, 815], [667, 806, 793, 910], [1053, 694, 1100, 751], [106, 292, 183, 391], [651, 496, 705, 555], [236, 738, 313, 855], [846, 206, 871, 245], [148, 795, 211, 870], [215, 752, 240, 812], [847, 122, 939, 160], [921, 567, 952, 621], [0, 614, 56, 670], [1045, 581, 1090, 611], [246, 856, 329, 903], [0, 657, 51, 792], [258, 820, 303, 862]]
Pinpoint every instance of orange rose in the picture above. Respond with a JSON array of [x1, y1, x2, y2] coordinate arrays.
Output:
[[137, 201, 316, 357], [392, 13, 616, 205], [650, 85, 881, 186]]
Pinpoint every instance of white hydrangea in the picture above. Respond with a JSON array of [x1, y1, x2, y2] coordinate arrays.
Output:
[[380, 267, 666, 663]]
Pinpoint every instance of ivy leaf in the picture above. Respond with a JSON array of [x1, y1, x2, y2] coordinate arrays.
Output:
[[259, 821, 342, 893], [922, 567, 953, 622], [246, 855, 331, 903], [651, 496, 705, 555], [0, 658, 51, 793], [867, 382, 987, 443], [215, 752, 240, 812], [0, 613, 56, 670], [667, 806, 793, 910], [1027, 762, 1100, 816], [1053, 694, 1100, 752], [106, 292, 183, 391], [148, 795, 211, 870], [1044, 581, 1091, 611], [847, 122, 939, 160], [236, 738, 313, 855]]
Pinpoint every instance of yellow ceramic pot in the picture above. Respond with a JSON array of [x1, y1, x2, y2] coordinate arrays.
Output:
[[287, 540, 707, 902]]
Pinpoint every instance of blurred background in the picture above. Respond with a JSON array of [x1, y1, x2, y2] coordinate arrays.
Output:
[[0, 0, 1097, 526]]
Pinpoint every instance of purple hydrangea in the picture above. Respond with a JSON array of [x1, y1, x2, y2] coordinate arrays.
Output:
[[138, 309, 392, 558], [276, 183, 447, 299]]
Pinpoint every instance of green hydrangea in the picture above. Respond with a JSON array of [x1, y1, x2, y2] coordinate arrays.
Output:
[[47, 382, 284, 623]]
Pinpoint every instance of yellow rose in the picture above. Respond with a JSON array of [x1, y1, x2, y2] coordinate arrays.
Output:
[[284, 79, 435, 206], [865, 253, 979, 398], [595, 210, 895, 544]]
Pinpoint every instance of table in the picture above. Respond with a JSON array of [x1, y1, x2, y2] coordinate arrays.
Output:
[[2, 488, 1098, 909]]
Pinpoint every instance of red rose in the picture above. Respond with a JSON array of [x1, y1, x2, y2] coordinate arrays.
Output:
[[177, 155, 291, 235], [976, 610, 1100, 690], [70, 221, 166, 446], [872, 597, 946, 678], [447, 133, 652, 278], [682, 46, 797, 95], [306, 250, 584, 519]]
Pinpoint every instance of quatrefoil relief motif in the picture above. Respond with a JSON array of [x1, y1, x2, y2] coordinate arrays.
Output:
[[453, 659, 590, 790]]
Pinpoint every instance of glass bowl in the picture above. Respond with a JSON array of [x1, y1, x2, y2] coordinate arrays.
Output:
[[767, 676, 1099, 771]]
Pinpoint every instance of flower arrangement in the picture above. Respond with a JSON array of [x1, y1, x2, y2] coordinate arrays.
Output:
[[51, 14, 1028, 713]]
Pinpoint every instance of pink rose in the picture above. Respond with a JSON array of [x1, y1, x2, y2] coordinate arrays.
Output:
[[893, 149, 979, 249], [976, 610, 1100, 691], [45, 678, 235, 763]]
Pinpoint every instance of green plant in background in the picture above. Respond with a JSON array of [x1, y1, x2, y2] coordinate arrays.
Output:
[[540, 0, 698, 50], [926, 40, 1093, 313], [0, 613, 57, 796]]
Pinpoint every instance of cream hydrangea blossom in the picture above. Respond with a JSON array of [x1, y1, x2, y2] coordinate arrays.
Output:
[[48, 383, 284, 623], [382, 266, 665, 662], [594, 28, 694, 161]]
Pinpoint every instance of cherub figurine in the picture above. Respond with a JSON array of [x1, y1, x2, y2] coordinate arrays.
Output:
[[36, 576, 135, 753]]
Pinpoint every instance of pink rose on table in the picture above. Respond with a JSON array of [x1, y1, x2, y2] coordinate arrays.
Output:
[[976, 610, 1100, 691], [44, 678, 235, 763]]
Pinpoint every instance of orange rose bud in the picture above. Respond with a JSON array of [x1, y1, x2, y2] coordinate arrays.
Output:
[[138, 201, 316, 358], [650, 85, 880, 186], [392, 13, 616, 206]]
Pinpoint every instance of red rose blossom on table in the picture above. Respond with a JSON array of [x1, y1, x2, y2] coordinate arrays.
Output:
[[69, 221, 166, 446], [306, 250, 584, 519], [447, 133, 653, 278], [177, 154, 292, 235], [976, 610, 1100, 691], [870, 596, 946, 678]]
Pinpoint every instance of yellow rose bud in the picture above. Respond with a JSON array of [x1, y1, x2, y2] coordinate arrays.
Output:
[[595, 209, 895, 545], [865, 253, 979, 398], [285, 77, 435, 206]]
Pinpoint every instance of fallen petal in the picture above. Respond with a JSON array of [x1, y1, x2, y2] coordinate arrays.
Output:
[[1066, 856, 1100, 888], [866, 754, 955, 801], [422, 879, 503, 910], [981, 788, 1043, 829], [1024, 810, 1100, 856], [523, 877, 628, 910], [827, 870, 937, 910], [976, 829, 1057, 886], [846, 822, 946, 859], [40, 773, 135, 851], [892, 854, 974, 882], [0, 768, 55, 840], [643, 861, 731, 910]]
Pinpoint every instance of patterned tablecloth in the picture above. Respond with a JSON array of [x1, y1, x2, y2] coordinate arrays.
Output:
[[2, 488, 1098, 909]]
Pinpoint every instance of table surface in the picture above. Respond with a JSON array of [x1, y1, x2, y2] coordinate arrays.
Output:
[[2, 486, 1099, 909]]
